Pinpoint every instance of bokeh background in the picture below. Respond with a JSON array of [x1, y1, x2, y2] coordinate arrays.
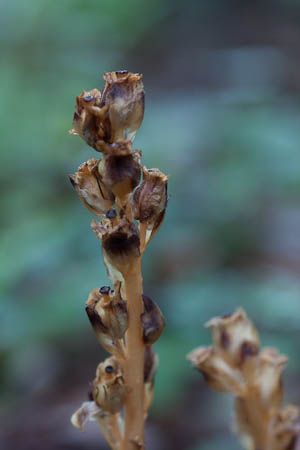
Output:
[[1, 0, 300, 449]]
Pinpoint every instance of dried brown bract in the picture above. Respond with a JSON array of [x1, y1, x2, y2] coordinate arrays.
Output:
[[70, 71, 167, 450], [187, 308, 300, 450]]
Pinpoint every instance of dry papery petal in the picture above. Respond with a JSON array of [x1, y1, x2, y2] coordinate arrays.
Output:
[[205, 308, 259, 368], [187, 346, 245, 395], [144, 347, 159, 419], [91, 218, 140, 275], [270, 405, 300, 450], [93, 356, 128, 414], [132, 166, 169, 249], [251, 348, 288, 411], [71, 401, 102, 431], [69, 158, 115, 217]]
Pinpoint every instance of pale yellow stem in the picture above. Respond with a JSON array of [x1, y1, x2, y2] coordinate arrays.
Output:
[[122, 258, 145, 450]]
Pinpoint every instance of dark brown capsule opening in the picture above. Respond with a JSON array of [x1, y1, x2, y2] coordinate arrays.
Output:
[[105, 365, 114, 374], [103, 231, 140, 257], [84, 95, 94, 102], [106, 209, 117, 219], [220, 331, 230, 349], [99, 286, 111, 295], [240, 341, 259, 363]]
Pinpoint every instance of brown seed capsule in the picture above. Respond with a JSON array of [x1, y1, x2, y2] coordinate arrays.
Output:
[[85, 286, 127, 358], [69, 158, 115, 217], [91, 218, 140, 275], [205, 308, 259, 368], [187, 346, 245, 395], [132, 166, 169, 250], [92, 356, 128, 413], [98, 150, 141, 199], [141, 295, 165, 346]]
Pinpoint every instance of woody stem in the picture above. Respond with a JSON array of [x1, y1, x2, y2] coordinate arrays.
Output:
[[122, 257, 145, 450]]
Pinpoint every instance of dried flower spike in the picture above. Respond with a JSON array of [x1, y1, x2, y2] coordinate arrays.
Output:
[[69, 71, 168, 450], [187, 308, 300, 450]]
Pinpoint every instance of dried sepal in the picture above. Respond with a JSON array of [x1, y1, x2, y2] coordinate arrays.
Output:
[[187, 346, 245, 395], [144, 347, 159, 419], [69, 158, 115, 217], [85, 286, 126, 358], [91, 218, 140, 275], [92, 356, 128, 413], [205, 308, 259, 368], [132, 166, 169, 250], [144, 346, 159, 384], [98, 150, 141, 199], [141, 295, 165, 346], [71, 400, 102, 432]]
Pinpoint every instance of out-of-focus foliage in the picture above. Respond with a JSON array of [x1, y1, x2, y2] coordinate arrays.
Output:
[[1, 1, 300, 449]]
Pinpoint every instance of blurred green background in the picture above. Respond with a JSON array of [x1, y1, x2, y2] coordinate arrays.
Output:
[[1, 0, 300, 449]]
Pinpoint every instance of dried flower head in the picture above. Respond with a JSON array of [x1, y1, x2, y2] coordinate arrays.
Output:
[[69, 158, 115, 217], [91, 217, 140, 275], [187, 346, 245, 395], [252, 348, 287, 411], [205, 308, 259, 368], [71, 71, 144, 153], [85, 284, 127, 358], [271, 405, 300, 450], [92, 356, 128, 413], [188, 308, 300, 450]]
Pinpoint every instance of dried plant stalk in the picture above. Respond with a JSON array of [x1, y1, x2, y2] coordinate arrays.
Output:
[[69, 71, 168, 450], [187, 308, 300, 450]]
